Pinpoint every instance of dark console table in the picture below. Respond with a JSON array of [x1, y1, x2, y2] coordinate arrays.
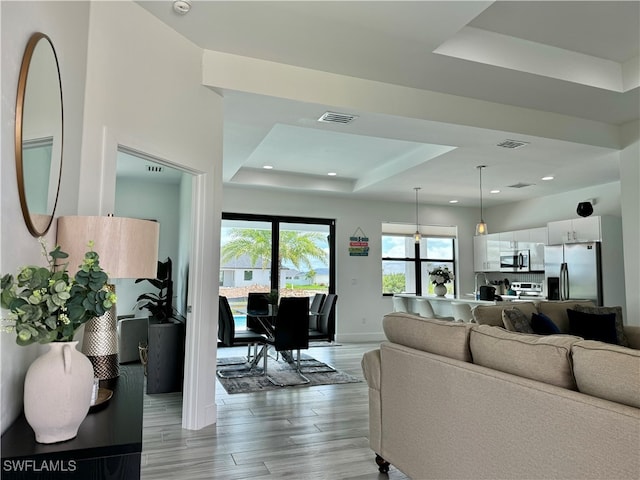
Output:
[[1, 364, 144, 480]]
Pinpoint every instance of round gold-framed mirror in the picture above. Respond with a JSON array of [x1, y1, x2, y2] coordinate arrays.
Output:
[[15, 32, 64, 237]]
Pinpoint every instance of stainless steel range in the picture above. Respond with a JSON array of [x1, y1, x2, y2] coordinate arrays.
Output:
[[510, 282, 544, 299]]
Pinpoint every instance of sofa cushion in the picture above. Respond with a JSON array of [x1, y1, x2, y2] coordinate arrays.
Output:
[[469, 325, 581, 390], [502, 307, 534, 333], [531, 312, 561, 335], [383, 313, 473, 362], [472, 302, 537, 327], [567, 309, 618, 345], [572, 304, 629, 347], [536, 300, 594, 333], [572, 340, 640, 408]]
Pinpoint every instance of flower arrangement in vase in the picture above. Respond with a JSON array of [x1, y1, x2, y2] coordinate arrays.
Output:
[[429, 266, 454, 297], [1, 239, 115, 443]]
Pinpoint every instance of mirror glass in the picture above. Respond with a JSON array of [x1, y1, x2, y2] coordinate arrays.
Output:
[[15, 32, 63, 237]]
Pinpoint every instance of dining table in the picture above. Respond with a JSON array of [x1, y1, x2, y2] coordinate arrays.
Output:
[[245, 307, 297, 365]]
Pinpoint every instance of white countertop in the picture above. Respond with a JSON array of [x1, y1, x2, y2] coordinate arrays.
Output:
[[396, 293, 547, 305], [396, 294, 496, 305]]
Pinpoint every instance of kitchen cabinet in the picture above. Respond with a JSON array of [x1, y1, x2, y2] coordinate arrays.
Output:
[[499, 231, 516, 250], [528, 227, 548, 271], [499, 228, 547, 251], [547, 217, 601, 244], [473, 233, 500, 272], [473, 236, 487, 272], [475, 228, 547, 272]]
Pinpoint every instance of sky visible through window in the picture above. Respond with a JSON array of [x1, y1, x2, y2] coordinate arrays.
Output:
[[382, 236, 453, 258]]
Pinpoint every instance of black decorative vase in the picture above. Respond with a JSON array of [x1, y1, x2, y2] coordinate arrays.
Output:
[[576, 202, 593, 217]]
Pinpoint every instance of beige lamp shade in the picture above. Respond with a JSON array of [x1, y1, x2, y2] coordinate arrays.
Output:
[[56, 216, 159, 279]]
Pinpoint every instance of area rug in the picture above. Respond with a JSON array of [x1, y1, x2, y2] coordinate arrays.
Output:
[[216, 354, 361, 394]]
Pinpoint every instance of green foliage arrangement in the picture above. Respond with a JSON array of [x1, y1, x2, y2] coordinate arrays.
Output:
[[383, 273, 406, 294], [1, 239, 115, 345]]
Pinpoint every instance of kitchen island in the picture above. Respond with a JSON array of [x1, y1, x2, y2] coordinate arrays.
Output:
[[395, 294, 546, 321]]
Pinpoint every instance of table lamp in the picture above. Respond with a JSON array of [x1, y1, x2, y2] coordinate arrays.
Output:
[[56, 215, 159, 384]]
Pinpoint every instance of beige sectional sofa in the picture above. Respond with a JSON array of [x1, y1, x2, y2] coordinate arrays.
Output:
[[362, 306, 640, 479]]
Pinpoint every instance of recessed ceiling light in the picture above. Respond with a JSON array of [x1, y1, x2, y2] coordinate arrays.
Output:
[[542, 176, 554, 181], [490, 189, 500, 194], [327, 172, 337, 176], [263, 165, 273, 170], [449, 200, 459, 204]]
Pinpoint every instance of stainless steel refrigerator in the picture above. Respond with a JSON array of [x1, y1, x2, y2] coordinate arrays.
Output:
[[544, 242, 602, 305]]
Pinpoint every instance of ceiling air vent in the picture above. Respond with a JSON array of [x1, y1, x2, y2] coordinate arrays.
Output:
[[146, 165, 163, 173], [508, 182, 535, 189], [497, 139, 529, 149], [318, 111, 358, 124]]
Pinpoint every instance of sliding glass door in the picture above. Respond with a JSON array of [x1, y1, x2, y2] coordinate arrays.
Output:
[[220, 214, 335, 330]]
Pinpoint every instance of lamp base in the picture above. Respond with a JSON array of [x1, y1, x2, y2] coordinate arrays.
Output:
[[82, 285, 119, 382]]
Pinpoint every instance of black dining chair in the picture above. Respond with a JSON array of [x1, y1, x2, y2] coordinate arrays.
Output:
[[308, 293, 326, 329], [217, 296, 267, 378], [309, 293, 337, 343], [263, 296, 310, 386], [246, 292, 271, 334]]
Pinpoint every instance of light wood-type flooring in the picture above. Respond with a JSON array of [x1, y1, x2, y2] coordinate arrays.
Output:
[[141, 342, 409, 479]]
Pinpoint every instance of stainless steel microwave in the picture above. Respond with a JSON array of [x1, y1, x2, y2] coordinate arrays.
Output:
[[500, 250, 530, 272]]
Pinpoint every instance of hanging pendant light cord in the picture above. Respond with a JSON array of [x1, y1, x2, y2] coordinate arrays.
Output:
[[479, 166, 484, 222], [415, 187, 419, 230]]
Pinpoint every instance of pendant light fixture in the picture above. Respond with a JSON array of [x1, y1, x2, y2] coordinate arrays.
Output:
[[413, 187, 422, 243], [475, 165, 488, 235]]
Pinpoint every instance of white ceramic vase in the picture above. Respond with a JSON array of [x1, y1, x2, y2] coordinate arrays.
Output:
[[434, 283, 447, 297], [23, 341, 94, 444]]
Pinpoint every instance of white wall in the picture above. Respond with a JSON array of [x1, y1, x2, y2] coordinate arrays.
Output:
[[1, 1, 90, 434], [485, 181, 622, 232], [76, 1, 222, 430], [222, 185, 479, 341], [224, 178, 638, 337], [619, 131, 639, 326], [114, 177, 181, 317]]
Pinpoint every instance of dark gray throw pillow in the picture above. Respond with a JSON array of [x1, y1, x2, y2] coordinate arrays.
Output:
[[573, 304, 628, 347], [502, 307, 534, 334]]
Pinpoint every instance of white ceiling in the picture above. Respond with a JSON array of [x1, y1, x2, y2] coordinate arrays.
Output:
[[133, 1, 639, 207]]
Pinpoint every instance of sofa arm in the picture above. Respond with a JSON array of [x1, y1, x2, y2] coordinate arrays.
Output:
[[362, 349, 381, 391], [624, 325, 640, 349], [362, 349, 382, 454]]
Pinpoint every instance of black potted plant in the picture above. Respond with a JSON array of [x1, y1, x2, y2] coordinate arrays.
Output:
[[135, 258, 184, 394], [135, 258, 174, 322]]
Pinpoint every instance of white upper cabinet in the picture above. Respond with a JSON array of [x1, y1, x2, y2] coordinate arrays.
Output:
[[474, 233, 501, 272], [547, 217, 601, 244], [475, 228, 547, 272], [473, 235, 488, 272], [527, 227, 548, 271], [486, 234, 501, 271], [499, 231, 516, 250]]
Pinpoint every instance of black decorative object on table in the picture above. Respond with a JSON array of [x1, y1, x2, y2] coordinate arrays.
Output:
[[1, 365, 144, 480]]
